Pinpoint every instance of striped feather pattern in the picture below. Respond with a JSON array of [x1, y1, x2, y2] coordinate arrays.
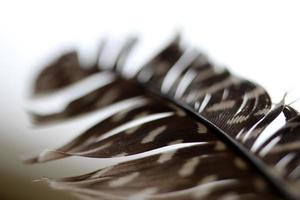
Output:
[[26, 34, 300, 200]]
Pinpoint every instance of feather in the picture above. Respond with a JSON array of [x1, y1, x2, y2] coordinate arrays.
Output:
[[26, 33, 300, 200]]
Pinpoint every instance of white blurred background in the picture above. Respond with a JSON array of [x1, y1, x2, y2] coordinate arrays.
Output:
[[0, 0, 300, 199]]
